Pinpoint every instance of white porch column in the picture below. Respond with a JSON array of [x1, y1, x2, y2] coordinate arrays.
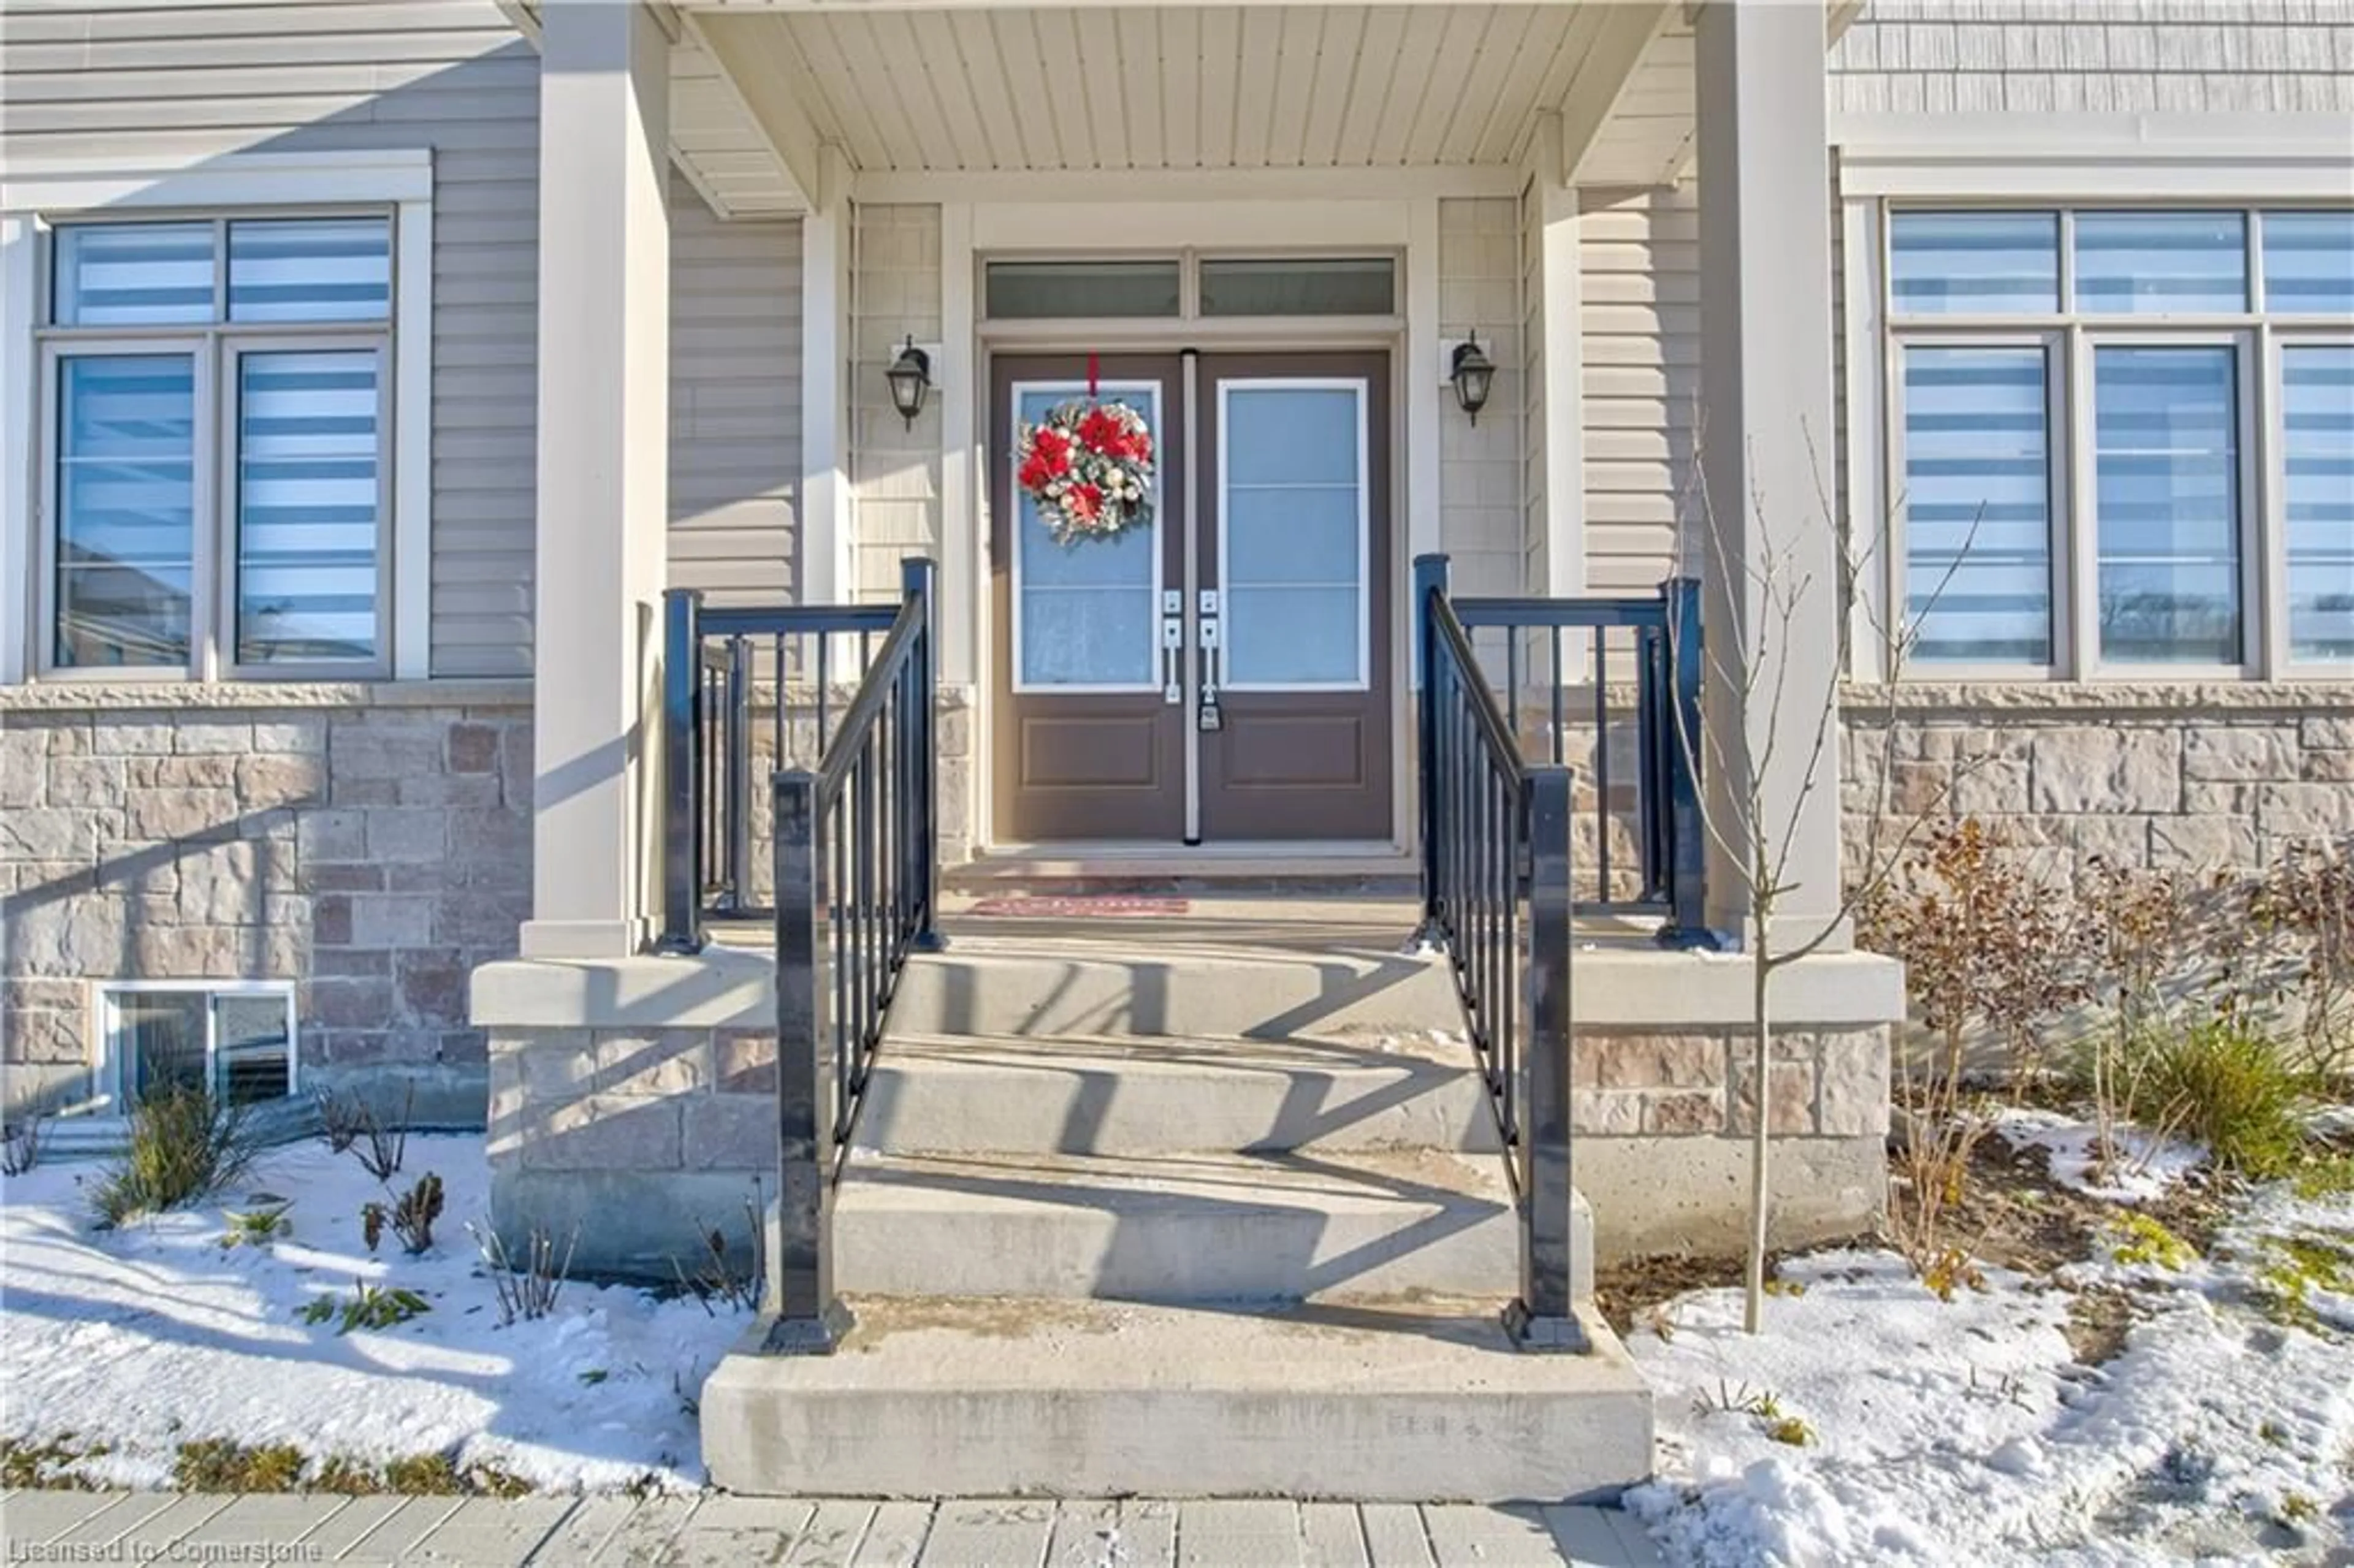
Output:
[[1693, 1, 1846, 951], [520, 1, 671, 960], [1531, 113, 1585, 600], [799, 145, 854, 606]]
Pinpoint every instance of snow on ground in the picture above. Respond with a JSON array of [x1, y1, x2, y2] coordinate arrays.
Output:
[[1626, 1119, 2354, 1567], [0, 1135, 751, 1492], [1990, 1106, 2206, 1203]]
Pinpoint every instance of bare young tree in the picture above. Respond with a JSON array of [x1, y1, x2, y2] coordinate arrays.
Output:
[[1667, 418, 1984, 1333]]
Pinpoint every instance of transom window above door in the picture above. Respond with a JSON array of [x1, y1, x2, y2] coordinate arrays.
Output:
[[36, 215, 396, 679], [1880, 205, 2353, 678], [983, 255, 1397, 321]]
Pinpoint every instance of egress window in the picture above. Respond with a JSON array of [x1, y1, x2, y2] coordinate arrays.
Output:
[[41, 216, 393, 677], [101, 984, 297, 1109], [1884, 205, 2354, 676]]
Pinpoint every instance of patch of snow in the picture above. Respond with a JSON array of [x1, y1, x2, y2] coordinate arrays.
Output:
[[0, 1135, 752, 1492], [1990, 1107, 2206, 1203], [1626, 1189, 2354, 1566]]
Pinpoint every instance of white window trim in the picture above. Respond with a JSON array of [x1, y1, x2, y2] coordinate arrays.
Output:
[[1841, 137, 2354, 684], [1, 150, 433, 685], [93, 979, 300, 1117]]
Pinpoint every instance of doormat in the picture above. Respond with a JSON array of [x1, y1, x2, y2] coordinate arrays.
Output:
[[966, 895, 1190, 918]]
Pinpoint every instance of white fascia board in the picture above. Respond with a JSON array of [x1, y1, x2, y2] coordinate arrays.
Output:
[[1835, 115, 2354, 199], [2, 150, 433, 214]]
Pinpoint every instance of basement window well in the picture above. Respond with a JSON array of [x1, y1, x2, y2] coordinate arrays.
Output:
[[100, 983, 297, 1108]]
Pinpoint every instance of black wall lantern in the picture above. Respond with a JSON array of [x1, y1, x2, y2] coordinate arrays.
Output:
[[1449, 333, 1495, 425], [886, 336, 932, 427]]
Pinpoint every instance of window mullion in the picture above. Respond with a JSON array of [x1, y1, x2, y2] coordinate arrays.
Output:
[[2250, 323, 2282, 679], [2065, 322, 2097, 679]]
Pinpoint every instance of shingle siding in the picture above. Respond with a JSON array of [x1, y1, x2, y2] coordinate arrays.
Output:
[[1577, 184, 1697, 593], [1, 0, 543, 678], [1830, 0, 2354, 115]]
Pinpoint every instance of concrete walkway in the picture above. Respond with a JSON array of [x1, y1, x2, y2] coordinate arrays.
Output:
[[0, 1492, 1664, 1566]]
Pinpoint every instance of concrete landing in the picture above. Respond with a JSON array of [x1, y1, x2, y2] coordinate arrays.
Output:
[[701, 1295, 1654, 1505], [856, 1030, 1499, 1155], [833, 1148, 1581, 1303]]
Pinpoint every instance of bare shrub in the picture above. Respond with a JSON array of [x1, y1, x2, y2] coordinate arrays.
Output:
[[2250, 840, 2354, 1083], [314, 1090, 368, 1155], [671, 1182, 766, 1315], [2, 1114, 47, 1178], [469, 1220, 579, 1326], [1859, 819, 2093, 1270], [348, 1084, 414, 1183], [362, 1173, 444, 1256]]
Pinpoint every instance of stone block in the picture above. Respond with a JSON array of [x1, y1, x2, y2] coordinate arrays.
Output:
[[304, 862, 384, 894], [1729, 1061, 1817, 1136], [1571, 1089, 1644, 1136], [2258, 783, 2354, 840], [449, 810, 530, 886], [434, 890, 527, 948], [520, 1095, 683, 1171], [683, 1094, 778, 1170], [295, 809, 368, 864], [175, 721, 254, 755], [4, 1007, 87, 1066], [713, 1031, 778, 1094], [250, 718, 327, 755], [594, 1030, 710, 1096], [1590, 1034, 1724, 1091], [2149, 815, 2260, 872], [519, 1036, 599, 1100], [2029, 728, 2181, 814], [395, 949, 471, 1027], [397, 774, 502, 808], [132, 755, 237, 790], [937, 707, 972, 759], [2300, 715, 2354, 751], [1817, 1032, 1891, 1136], [314, 896, 354, 947], [1, 808, 91, 862], [2305, 749, 2354, 783], [89, 719, 174, 756], [45, 757, 124, 809], [447, 723, 501, 774], [237, 754, 324, 809], [306, 978, 400, 1030], [126, 788, 239, 841], [352, 894, 436, 950], [1947, 756, 2030, 816], [134, 924, 299, 980], [1645, 1091, 1724, 1136], [2182, 726, 2301, 782], [176, 841, 267, 924], [330, 724, 446, 782], [6, 894, 125, 973], [365, 808, 447, 862]]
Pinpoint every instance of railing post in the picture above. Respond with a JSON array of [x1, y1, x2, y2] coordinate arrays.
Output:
[[901, 556, 947, 953], [655, 589, 703, 954], [766, 771, 853, 1353], [1509, 764, 1585, 1351], [1413, 553, 1451, 947], [1658, 576, 1715, 950]]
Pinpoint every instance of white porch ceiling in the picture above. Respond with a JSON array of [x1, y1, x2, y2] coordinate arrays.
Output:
[[695, 4, 1669, 177]]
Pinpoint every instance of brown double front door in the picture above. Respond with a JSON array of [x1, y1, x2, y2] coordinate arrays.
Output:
[[989, 351, 1394, 845]]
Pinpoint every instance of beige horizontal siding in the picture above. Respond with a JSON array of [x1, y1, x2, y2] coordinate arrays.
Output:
[[1, 0, 541, 678], [1578, 184, 1696, 595], [669, 185, 802, 608], [1830, 0, 2354, 114]]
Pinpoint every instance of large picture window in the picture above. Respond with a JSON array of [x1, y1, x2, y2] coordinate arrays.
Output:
[[1883, 204, 2352, 677], [39, 216, 393, 678]]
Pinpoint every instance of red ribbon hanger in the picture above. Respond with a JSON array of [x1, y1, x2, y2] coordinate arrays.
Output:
[[1087, 351, 1100, 398]]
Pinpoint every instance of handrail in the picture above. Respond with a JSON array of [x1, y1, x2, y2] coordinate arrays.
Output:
[[1415, 554, 1582, 1350], [1437, 569, 1707, 942], [658, 582, 916, 953], [763, 557, 943, 1355]]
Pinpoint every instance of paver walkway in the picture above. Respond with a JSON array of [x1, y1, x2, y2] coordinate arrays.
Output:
[[0, 1492, 1663, 1566]]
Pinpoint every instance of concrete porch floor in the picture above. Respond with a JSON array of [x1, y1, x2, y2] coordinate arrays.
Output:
[[0, 1490, 1666, 1566]]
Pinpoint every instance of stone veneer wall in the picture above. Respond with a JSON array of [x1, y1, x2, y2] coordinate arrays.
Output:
[[1, 686, 533, 1124], [489, 1024, 775, 1277], [1571, 1024, 1892, 1258], [1840, 685, 2354, 881]]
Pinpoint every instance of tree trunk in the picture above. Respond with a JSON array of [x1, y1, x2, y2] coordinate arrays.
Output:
[[1745, 916, 1772, 1334]]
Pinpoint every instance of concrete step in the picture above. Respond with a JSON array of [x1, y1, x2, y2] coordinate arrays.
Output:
[[702, 1293, 1653, 1502], [829, 1148, 1590, 1304], [855, 1030, 1501, 1156], [888, 904, 1464, 1041]]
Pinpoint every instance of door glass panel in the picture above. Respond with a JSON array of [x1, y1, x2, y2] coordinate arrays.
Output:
[[1014, 385, 1158, 687], [1221, 384, 1365, 687]]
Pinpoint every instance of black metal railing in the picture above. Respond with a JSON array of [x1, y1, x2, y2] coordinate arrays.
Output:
[[658, 562, 942, 953], [1416, 557, 1581, 1348], [1415, 555, 1707, 942], [763, 558, 944, 1353]]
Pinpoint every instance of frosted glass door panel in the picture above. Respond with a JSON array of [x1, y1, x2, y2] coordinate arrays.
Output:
[[1220, 384, 1366, 688], [1014, 386, 1158, 688]]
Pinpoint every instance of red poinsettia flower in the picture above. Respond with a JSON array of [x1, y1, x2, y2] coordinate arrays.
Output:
[[1066, 483, 1103, 525], [1018, 428, 1073, 492]]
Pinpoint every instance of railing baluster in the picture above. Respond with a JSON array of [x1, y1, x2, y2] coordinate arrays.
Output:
[[657, 590, 702, 953], [1549, 628, 1564, 766], [1593, 628, 1612, 904]]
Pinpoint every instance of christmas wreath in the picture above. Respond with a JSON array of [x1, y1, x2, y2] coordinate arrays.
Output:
[[1016, 399, 1155, 545]]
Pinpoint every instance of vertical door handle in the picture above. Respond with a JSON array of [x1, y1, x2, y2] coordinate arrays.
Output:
[[1161, 617, 1183, 704]]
